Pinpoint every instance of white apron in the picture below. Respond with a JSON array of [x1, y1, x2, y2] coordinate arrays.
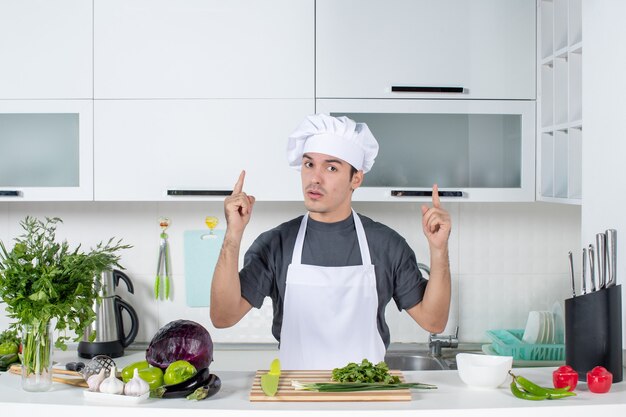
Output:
[[279, 210, 386, 370]]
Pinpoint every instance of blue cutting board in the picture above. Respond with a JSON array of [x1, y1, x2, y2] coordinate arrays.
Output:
[[184, 229, 224, 307]]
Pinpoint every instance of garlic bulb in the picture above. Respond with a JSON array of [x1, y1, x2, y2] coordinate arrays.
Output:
[[99, 366, 125, 395], [124, 368, 150, 397], [87, 368, 106, 392]]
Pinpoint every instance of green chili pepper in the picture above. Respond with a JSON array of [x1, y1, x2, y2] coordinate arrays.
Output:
[[510, 380, 549, 401], [509, 371, 576, 401]]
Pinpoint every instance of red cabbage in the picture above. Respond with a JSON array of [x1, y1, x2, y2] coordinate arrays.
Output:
[[146, 319, 213, 370]]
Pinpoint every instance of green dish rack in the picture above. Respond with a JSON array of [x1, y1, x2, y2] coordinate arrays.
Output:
[[486, 329, 565, 361]]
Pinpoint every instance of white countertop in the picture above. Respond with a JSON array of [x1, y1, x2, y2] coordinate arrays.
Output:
[[1, 349, 626, 417]]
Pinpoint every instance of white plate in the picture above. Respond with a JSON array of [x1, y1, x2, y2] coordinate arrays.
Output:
[[552, 301, 565, 344], [546, 311, 554, 344], [522, 311, 542, 344], [83, 390, 149, 404]]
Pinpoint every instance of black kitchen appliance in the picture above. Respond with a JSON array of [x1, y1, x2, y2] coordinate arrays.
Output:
[[78, 270, 139, 359]]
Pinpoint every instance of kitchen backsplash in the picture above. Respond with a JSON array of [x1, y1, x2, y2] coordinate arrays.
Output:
[[0, 201, 580, 344]]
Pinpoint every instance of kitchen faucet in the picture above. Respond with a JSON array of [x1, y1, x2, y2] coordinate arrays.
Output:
[[429, 326, 459, 357]]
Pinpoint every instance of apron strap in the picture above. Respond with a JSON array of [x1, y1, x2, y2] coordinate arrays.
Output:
[[352, 211, 372, 266], [291, 210, 372, 266], [291, 214, 309, 265]]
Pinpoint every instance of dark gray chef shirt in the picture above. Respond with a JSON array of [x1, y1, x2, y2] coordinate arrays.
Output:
[[239, 213, 428, 348]]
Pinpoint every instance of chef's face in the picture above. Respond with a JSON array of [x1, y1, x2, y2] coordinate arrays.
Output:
[[301, 152, 363, 222]]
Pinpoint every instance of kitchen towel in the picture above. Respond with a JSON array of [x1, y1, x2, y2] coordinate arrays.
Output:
[[184, 229, 224, 307]]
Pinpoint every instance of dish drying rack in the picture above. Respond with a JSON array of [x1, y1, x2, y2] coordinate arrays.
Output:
[[486, 329, 565, 361]]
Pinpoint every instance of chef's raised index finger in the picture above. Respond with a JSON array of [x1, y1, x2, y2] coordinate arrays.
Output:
[[233, 170, 246, 194], [432, 184, 441, 208]]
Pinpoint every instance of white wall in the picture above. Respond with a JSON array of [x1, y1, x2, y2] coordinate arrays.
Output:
[[582, 1, 626, 344], [0, 200, 579, 345]]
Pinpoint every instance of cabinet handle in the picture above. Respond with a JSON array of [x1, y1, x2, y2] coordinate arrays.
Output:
[[167, 190, 233, 196], [0, 190, 21, 197], [391, 86, 464, 93], [391, 190, 463, 197]]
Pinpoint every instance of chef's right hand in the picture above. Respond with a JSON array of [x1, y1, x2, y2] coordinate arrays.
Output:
[[224, 170, 256, 236]]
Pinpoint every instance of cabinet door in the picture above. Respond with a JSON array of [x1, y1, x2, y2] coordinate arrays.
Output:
[[317, 99, 536, 202], [94, 0, 314, 99], [0, 100, 93, 201], [94, 99, 313, 201], [0, 1, 92, 99], [316, 0, 535, 100]]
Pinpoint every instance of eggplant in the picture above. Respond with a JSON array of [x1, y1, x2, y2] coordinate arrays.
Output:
[[186, 374, 222, 400], [152, 367, 211, 398]]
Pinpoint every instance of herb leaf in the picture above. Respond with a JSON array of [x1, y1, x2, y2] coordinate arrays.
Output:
[[0, 216, 131, 350], [331, 359, 401, 384]]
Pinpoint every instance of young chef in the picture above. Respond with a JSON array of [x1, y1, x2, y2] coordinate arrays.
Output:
[[210, 114, 451, 370]]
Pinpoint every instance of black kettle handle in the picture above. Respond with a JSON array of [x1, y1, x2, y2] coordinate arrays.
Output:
[[115, 296, 139, 348], [113, 270, 134, 294]]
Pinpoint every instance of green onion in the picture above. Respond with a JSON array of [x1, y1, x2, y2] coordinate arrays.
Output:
[[291, 380, 437, 392]]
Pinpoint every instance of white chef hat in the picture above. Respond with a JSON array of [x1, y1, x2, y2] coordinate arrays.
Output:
[[286, 114, 379, 173]]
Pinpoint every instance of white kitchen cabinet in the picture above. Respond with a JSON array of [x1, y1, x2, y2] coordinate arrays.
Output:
[[94, 0, 314, 99], [94, 99, 313, 201], [317, 99, 536, 202], [316, 0, 536, 100], [537, 0, 582, 204], [0, 0, 92, 99], [0, 100, 93, 201]]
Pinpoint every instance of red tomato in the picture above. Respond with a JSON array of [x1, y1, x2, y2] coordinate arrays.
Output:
[[553, 365, 578, 391], [587, 366, 613, 393]]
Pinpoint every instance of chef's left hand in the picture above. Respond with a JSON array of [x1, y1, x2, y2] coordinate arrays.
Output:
[[421, 184, 451, 251]]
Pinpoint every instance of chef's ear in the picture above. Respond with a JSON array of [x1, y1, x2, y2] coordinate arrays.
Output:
[[350, 168, 364, 191]]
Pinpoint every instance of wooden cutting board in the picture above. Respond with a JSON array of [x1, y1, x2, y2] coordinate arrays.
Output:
[[8, 364, 88, 388], [249, 370, 411, 402]]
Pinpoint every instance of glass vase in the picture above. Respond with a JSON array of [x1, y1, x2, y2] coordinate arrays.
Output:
[[20, 321, 53, 392]]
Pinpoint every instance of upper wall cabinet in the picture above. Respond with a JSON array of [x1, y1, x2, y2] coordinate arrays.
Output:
[[94, 0, 314, 99], [0, 1, 93, 99], [0, 100, 94, 201], [94, 99, 311, 201], [316, 0, 536, 100]]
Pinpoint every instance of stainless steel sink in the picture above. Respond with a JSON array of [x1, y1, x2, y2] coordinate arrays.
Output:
[[384, 347, 482, 371], [384, 352, 449, 371]]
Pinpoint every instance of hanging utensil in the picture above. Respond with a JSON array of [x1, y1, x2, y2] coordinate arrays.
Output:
[[155, 217, 172, 300], [596, 233, 607, 289], [568, 251, 576, 298], [589, 244, 597, 292], [606, 229, 617, 288], [201, 216, 219, 240]]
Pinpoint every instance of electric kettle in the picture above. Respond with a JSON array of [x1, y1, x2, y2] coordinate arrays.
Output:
[[78, 270, 139, 358]]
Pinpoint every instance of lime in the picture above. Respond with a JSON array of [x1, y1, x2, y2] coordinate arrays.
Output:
[[261, 373, 279, 396], [269, 358, 281, 376], [164, 360, 196, 385]]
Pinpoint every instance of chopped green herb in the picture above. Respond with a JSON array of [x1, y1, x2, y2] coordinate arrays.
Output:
[[331, 359, 400, 384]]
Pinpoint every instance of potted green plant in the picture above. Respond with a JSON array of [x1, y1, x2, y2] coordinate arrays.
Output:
[[0, 216, 130, 391]]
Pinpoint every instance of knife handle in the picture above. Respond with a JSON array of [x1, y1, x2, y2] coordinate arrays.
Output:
[[582, 248, 588, 294], [589, 244, 597, 292], [568, 251, 576, 298], [596, 233, 607, 289], [606, 229, 617, 287]]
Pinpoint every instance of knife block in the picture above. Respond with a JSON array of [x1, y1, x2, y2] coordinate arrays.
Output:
[[564, 285, 623, 382]]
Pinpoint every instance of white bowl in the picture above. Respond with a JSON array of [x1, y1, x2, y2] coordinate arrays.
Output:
[[456, 353, 513, 389]]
